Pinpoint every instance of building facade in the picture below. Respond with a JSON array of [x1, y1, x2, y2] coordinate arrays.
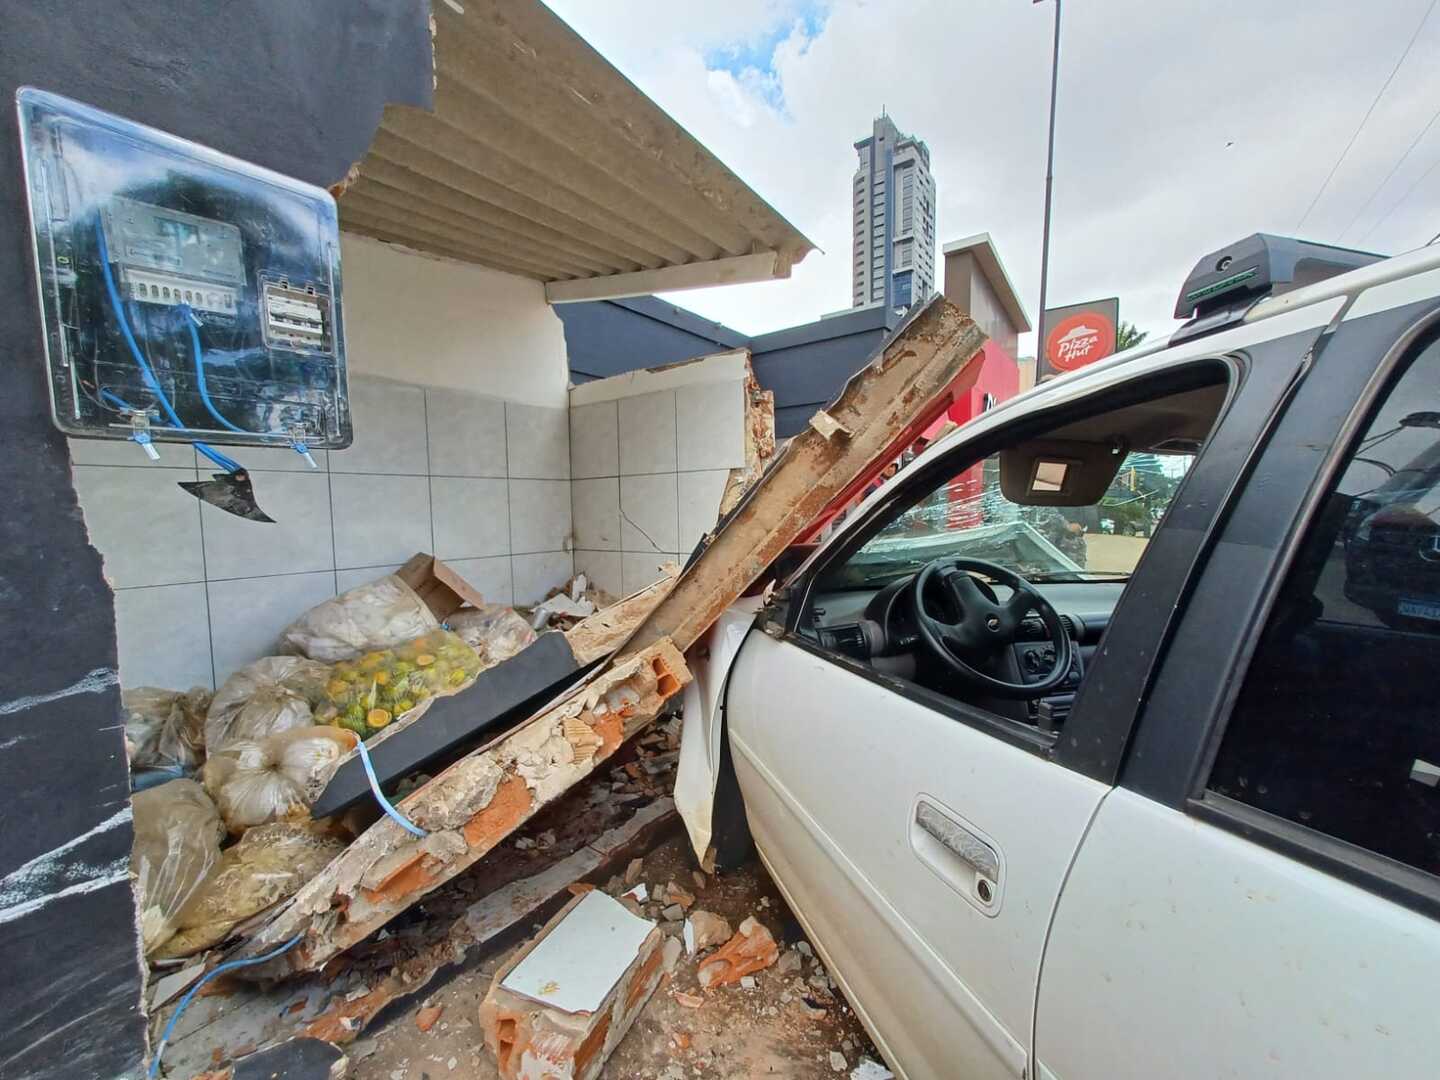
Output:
[[852, 114, 936, 311]]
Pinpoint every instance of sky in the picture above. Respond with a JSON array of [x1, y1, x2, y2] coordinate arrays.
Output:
[[543, 0, 1440, 353]]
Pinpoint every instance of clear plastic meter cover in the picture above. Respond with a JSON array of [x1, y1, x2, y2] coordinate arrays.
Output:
[[16, 88, 352, 449]]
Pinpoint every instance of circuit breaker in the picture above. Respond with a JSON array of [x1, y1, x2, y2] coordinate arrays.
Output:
[[16, 87, 352, 452]]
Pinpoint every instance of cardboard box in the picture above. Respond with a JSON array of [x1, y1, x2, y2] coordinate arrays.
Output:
[[397, 553, 488, 621]]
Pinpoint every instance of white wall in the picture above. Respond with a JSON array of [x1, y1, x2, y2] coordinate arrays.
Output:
[[340, 233, 570, 407]]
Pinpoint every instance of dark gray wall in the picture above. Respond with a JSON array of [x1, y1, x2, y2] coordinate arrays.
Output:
[[0, 4, 432, 1076], [559, 298, 898, 438]]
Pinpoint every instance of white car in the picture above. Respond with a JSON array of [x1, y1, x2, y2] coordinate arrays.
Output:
[[679, 234, 1440, 1079]]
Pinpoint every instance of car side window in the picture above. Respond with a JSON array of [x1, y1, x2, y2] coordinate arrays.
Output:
[[1208, 332, 1440, 878]]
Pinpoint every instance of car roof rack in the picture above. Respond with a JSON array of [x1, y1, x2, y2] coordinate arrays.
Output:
[[1170, 233, 1383, 345]]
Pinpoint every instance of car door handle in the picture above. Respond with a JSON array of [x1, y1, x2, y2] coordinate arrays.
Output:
[[915, 802, 1000, 880]]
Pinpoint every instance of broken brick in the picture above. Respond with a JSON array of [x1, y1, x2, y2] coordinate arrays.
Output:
[[696, 916, 779, 989], [416, 1004, 444, 1032]]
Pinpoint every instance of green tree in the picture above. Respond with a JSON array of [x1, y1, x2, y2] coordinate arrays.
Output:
[[1115, 320, 1148, 352]]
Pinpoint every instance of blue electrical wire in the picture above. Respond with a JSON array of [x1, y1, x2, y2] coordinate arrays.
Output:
[[148, 932, 305, 1078], [177, 303, 249, 436], [353, 736, 427, 838], [94, 220, 243, 474]]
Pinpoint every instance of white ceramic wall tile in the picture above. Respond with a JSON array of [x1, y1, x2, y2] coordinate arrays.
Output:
[[200, 471, 335, 580], [568, 401, 619, 480], [622, 551, 680, 595], [506, 403, 571, 479], [113, 583, 214, 690], [198, 444, 329, 473], [513, 551, 575, 605], [72, 466, 206, 589], [430, 477, 510, 560], [330, 376, 429, 475], [571, 477, 620, 551], [443, 556, 513, 605], [509, 479, 572, 554], [335, 564, 404, 594], [425, 389, 507, 478], [676, 379, 746, 471], [207, 571, 337, 682], [69, 437, 198, 469], [618, 473, 679, 553], [573, 550, 622, 599], [330, 473, 433, 570], [677, 469, 731, 554], [617, 391, 677, 475]]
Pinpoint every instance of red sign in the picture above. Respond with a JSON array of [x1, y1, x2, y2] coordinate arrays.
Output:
[[1044, 310, 1116, 372]]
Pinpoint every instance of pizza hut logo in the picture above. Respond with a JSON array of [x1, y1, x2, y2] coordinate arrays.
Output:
[[1045, 312, 1116, 372]]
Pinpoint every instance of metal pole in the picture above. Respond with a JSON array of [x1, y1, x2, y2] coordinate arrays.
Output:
[[1036, 0, 1062, 368]]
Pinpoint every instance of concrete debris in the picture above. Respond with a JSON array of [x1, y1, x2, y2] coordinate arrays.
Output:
[[795, 941, 813, 958], [673, 991, 704, 1009], [777, 950, 803, 975], [663, 880, 695, 909], [851, 1058, 894, 1080], [739, 975, 757, 990], [685, 910, 732, 954], [830, 1050, 848, 1072], [414, 1005, 443, 1032], [480, 890, 681, 1079], [696, 915, 779, 989]]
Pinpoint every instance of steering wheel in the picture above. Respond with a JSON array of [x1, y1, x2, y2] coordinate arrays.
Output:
[[911, 557, 1074, 698]]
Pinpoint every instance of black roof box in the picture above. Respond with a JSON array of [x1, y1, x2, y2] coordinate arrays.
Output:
[[1175, 233, 1382, 321]]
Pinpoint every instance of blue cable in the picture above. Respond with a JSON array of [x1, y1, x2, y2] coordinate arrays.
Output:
[[177, 304, 248, 435], [93, 220, 243, 474], [353, 736, 427, 838], [148, 932, 305, 1078]]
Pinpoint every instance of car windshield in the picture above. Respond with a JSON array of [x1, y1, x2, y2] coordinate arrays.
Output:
[[829, 450, 1195, 588]]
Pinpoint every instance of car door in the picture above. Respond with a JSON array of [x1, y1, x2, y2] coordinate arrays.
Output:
[[1036, 305, 1440, 1078], [722, 335, 1321, 1080]]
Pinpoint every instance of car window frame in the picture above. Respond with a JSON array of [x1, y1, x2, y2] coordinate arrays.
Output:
[[1120, 299, 1440, 919], [778, 352, 1253, 784]]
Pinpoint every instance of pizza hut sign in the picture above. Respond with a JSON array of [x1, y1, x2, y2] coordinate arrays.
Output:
[[1040, 298, 1119, 376]]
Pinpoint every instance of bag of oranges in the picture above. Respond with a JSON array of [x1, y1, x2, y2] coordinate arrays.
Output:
[[314, 629, 483, 739]]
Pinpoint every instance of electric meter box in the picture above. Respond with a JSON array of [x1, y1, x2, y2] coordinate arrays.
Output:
[[16, 88, 352, 449]]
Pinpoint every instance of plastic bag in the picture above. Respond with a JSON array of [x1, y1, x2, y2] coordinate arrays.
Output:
[[123, 686, 211, 770], [213, 726, 356, 832], [447, 604, 537, 666], [206, 656, 331, 755], [155, 822, 346, 958], [278, 574, 440, 663], [130, 779, 225, 956], [313, 629, 483, 739]]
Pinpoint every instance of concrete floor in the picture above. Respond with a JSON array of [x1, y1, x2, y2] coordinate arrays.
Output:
[[349, 833, 885, 1080]]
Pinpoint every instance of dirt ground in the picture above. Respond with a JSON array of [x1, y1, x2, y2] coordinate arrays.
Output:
[[348, 832, 886, 1079]]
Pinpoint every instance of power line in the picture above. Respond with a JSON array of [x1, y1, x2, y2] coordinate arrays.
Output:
[[1295, 0, 1437, 233], [1357, 148, 1440, 245], [1336, 99, 1440, 242]]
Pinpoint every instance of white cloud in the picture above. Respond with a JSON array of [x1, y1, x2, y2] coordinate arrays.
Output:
[[545, 0, 1440, 350]]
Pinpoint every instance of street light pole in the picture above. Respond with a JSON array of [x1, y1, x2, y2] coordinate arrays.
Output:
[[1036, 0, 1062, 364]]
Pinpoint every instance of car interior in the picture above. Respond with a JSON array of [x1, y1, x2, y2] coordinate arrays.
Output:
[[796, 371, 1231, 732]]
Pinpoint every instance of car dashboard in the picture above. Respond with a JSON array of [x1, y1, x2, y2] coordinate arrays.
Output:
[[801, 579, 1126, 731]]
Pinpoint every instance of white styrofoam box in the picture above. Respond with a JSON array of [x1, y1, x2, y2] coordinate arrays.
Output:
[[207, 571, 337, 683], [619, 473, 679, 553], [70, 436, 195, 468], [573, 549, 622, 599], [618, 391, 677, 475], [330, 473, 433, 570], [425, 388, 507, 478], [676, 379, 746, 471], [335, 564, 403, 594], [71, 466, 206, 589], [622, 551, 680, 595], [509, 478, 572, 554], [506, 402, 571, 479], [443, 555, 514, 606], [570, 477, 621, 552], [197, 444, 329, 472], [677, 469, 730, 554], [430, 476, 511, 560], [330, 375, 429, 475], [113, 582, 215, 690], [513, 551, 575, 605], [200, 470, 335, 580], [569, 400, 619, 480]]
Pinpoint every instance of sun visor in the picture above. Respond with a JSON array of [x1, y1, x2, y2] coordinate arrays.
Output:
[[1000, 438, 1124, 506]]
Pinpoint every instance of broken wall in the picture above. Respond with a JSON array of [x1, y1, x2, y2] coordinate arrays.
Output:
[[569, 351, 753, 597], [0, 3, 433, 1075]]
